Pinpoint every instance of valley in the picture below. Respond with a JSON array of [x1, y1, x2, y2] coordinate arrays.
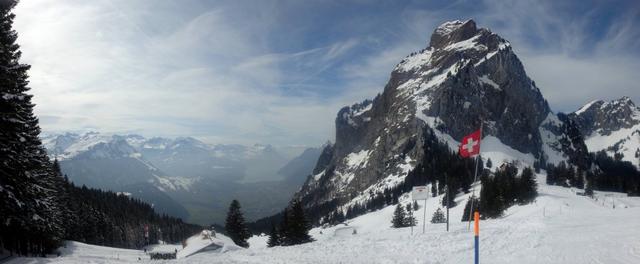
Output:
[[41, 132, 322, 224]]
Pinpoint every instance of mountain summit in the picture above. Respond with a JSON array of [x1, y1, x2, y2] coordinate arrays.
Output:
[[571, 97, 640, 168], [294, 20, 574, 216], [571, 96, 640, 136]]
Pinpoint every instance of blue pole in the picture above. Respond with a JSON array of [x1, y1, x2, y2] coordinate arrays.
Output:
[[474, 211, 479, 264], [474, 235, 479, 264]]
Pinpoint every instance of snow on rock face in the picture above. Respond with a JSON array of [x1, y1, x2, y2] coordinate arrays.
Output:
[[570, 97, 640, 168], [338, 100, 373, 127], [395, 19, 550, 156], [396, 48, 433, 72], [294, 19, 577, 221], [434, 20, 469, 35], [571, 96, 640, 137], [345, 149, 371, 169], [539, 114, 569, 165], [478, 74, 500, 90], [151, 175, 197, 192]]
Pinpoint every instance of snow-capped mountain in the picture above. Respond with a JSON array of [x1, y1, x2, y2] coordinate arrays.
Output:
[[294, 20, 582, 213], [40, 132, 315, 224], [42, 132, 290, 182], [570, 97, 640, 168]]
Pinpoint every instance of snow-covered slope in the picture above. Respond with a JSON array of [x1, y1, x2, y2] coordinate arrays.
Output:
[[232, 175, 640, 264], [10, 175, 640, 264], [5, 232, 241, 263]]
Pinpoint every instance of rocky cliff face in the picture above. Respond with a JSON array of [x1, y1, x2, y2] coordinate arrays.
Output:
[[570, 96, 640, 136], [295, 20, 570, 209]]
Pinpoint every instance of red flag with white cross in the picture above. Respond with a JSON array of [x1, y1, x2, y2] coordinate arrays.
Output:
[[459, 129, 481, 158]]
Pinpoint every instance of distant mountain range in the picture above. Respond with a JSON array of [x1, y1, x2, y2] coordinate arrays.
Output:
[[41, 132, 322, 225]]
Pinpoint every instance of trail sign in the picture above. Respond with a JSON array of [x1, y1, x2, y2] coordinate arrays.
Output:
[[412, 186, 429, 200]]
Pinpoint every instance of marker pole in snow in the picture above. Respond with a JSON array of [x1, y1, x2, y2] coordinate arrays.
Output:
[[468, 123, 483, 231], [446, 176, 450, 232], [474, 211, 480, 264], [422, 199, 427, 234]]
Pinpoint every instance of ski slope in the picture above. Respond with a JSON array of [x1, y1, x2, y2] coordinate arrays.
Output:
[[7, 174, 640, 263]]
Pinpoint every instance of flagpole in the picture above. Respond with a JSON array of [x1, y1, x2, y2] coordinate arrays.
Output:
[[468, 121, 482, 230]]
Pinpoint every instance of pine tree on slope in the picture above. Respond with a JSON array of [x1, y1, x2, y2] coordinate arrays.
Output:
[[461, 196, 479, 222], [287, 200, 312, 245], [405, 204, 416, 227], [266, 223, 280, 247], [391, 204, 407, 228], [224, 200, 250, 248], [585, 172, 595, 197], [278, 208, 291, 246], [0, 0, 63, 255], [518, 167, 538, 204], [431, 208, 446, 224]]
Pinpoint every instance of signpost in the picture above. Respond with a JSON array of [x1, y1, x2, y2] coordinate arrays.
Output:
[[412, 186, 429, 234]]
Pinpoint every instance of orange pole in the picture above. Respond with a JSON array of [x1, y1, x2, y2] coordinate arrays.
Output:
[[474, 211, 479, 264], [474, 212, 479, 236]]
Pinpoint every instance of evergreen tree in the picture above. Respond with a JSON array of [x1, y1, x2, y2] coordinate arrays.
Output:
[[479, 172, 503, 218], [224, 200, 250, 248], [461, 196, 479, 222], [266, 223, 280, 247], [0, 0, 64, 255], [566, 165, 575, 187], [517, 167, 538, 204], [278, 208, 291, 246], [391, 204, 407, 228], [430, 208, 446, 224], [413, 200, 419, 211], [486, 158, 493, 169], [287, 200, 312, 245], [405, 205, 416, 227], [431, 182, 437, 197], [585, 173, 594, 197], [441, 179, 457, 208], [575, 167, 585, 189]]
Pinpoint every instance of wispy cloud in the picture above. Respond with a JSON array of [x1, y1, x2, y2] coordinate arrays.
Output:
[[13, 0, 640, 146]]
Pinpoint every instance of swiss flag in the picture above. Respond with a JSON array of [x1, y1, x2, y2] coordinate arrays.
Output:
[[459, 129, 481, 158]]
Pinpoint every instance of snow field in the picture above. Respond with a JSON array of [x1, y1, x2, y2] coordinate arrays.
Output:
[[7, 174, 640, 263]]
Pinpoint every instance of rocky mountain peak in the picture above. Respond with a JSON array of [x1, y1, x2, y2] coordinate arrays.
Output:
[[571, 96, 640, 136], [392, 19, 549, 155], [430, 19, 479, 49], [295, 20, 558, 211]]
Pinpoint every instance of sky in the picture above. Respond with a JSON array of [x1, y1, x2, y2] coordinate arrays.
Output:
[[13, 0, 640, 146]]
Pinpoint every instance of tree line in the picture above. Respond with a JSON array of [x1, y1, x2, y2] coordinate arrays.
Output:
[[224, 199, 312, 248], [468, 165, 537, 219], [266, 200, 313, 247], [546, 151, 640, 196]]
